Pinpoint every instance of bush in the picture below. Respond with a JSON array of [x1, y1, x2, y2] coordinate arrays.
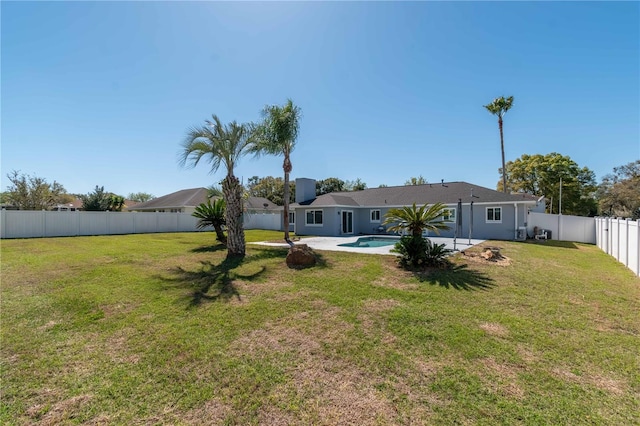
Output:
[[392, 236, 453, 269]]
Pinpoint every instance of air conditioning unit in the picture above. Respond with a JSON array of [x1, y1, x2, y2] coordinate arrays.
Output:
[[517, 227, 527, 241]]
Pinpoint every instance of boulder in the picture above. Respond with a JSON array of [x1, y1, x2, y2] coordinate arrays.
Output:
[[286, 244, 317, 268]]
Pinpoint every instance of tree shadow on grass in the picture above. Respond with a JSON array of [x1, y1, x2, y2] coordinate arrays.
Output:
[[159, 256, 265, 308], [190, 243, 227, 253], [524, 240, 579, 249], [160, 246, 312, 307], [414, 264, 496, 291]]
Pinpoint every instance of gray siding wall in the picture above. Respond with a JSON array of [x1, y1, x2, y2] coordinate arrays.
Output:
[[294, 207, 340, 236], [293, 203, 533, 241]]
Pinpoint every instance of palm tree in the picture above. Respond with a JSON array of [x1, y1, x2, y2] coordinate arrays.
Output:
[[484, 96, 514, 193], [382, 202, 450, 237], [192, 198, 226, 243], [253, 99, 301, 244], [179, 115, 254, 257]]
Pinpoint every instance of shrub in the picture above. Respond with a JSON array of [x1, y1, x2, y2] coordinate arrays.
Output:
[[392, 236, 453, 269]]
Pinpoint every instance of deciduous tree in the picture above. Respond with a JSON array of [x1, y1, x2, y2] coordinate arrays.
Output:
[[246, 176, 294, 205], [127, 192, 155, 203], [404, 176, 427, 186], [316, 177, 345, 195], [345, 178, 367, 191], [501, 152, 597, 216], [597, 160, 640, 219], [80, 186, 125, 211], [4, 170, 68, 210]]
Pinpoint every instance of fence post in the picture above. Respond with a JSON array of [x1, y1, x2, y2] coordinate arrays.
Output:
[[624, 218, 630, 268], [1, 209, 5, 239], [637, 219, 640, 277]]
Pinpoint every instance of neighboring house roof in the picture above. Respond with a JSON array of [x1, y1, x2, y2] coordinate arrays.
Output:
[[127, 188, 282, 211], [127, 188, 209, 211], [294, 181, 538, 208], [244, 196, 281, 211]]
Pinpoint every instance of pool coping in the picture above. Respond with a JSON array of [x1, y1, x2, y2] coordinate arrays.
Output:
[[251, 235, 486, 255]]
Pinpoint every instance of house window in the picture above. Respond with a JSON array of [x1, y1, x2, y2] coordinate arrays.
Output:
[[442, 208, 456, 223], [288, 211, 295, 224], [486, 207, 502, 223], [305, 210, 323, 226], [370, 209, 381, 223]]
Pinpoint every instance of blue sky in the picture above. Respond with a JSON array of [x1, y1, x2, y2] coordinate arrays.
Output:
[[2, 1, 638, 197]]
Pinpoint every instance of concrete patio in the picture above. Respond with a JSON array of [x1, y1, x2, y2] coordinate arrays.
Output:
[[252, 235, 486, 255]]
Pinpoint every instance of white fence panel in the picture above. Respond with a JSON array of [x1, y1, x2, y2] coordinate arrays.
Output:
[[527, 212, 595, 244], [244, 212, 281, 230], [79, 212, 109, 236], [45, 211, 78, 237], [1, 210, 44, 238], [595, 217, 640, 277], [133, 213, 158, 234], [1, 210, 275, 238], [157, 213, 179, 233], [109, 213, 135, 235]]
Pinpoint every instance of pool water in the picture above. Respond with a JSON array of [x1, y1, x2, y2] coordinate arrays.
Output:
[[338, 236, 400, 248]]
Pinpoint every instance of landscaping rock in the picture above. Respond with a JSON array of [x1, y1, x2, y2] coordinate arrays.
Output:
[[286, 244, 317, 268]]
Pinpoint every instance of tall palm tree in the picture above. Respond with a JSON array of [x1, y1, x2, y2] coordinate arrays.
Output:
[[382, 202, 450, 237], [179, 115, 254, 257], [484, 96, 514, 193], [253, 99, 301, 243]]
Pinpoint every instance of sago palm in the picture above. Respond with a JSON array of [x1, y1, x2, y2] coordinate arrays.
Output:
[[484, 96, 514, 193], [192, 198, 226, 244], [383, 202, 450, 237], [179, 115, 254, 257], [252, 99, 301, 243]]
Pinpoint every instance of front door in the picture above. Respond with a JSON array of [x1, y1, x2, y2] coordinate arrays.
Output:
[[341, 210, 353, 234]]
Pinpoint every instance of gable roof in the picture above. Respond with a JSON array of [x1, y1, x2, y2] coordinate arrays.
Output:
[[127, 188, 282, 211], [295, 181, 538, 208], [128, 188, 209, 211]]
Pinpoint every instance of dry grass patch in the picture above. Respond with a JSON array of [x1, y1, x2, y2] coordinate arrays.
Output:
[[175, 399, 232, 425], [551, 367, 629, 396], [478, 357, 526, 399], [478, 322, 510, 338], [25, 393, 93, 426]]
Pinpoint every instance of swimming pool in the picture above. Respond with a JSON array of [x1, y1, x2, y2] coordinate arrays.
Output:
[[338, 236, 401, 248]]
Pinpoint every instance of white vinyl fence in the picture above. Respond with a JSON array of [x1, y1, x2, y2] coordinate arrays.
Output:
[[527, 212, 596, 244], [0, 209, 282, 239], [596, 217, 640, 277], [244, 212, 282, 231]]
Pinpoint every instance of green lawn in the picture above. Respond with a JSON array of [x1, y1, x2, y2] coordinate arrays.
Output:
[[1, 231, 639, 425]]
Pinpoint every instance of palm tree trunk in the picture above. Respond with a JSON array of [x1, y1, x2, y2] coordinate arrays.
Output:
[[283, 154, 292, 244], [499, 116, 507, 193], [213, 225, 226, 244], [222, 174, 245, 257]]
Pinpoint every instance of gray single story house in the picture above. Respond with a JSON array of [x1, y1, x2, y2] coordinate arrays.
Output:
[[290, 178, 545, 241]]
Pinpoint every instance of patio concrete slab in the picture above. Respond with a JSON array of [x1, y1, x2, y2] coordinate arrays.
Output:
[[252, 235, 486, 255]]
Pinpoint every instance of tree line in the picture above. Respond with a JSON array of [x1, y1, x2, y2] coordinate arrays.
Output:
[[1, 170, 154, 211]]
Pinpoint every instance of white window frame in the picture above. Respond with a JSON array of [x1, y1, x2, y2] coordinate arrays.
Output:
[[486, 207, 502, 223], [288, 211, 295, 224], [370, 209, 381, 223], [442, 208, 456, 223], [305, 209, 324, 227]]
